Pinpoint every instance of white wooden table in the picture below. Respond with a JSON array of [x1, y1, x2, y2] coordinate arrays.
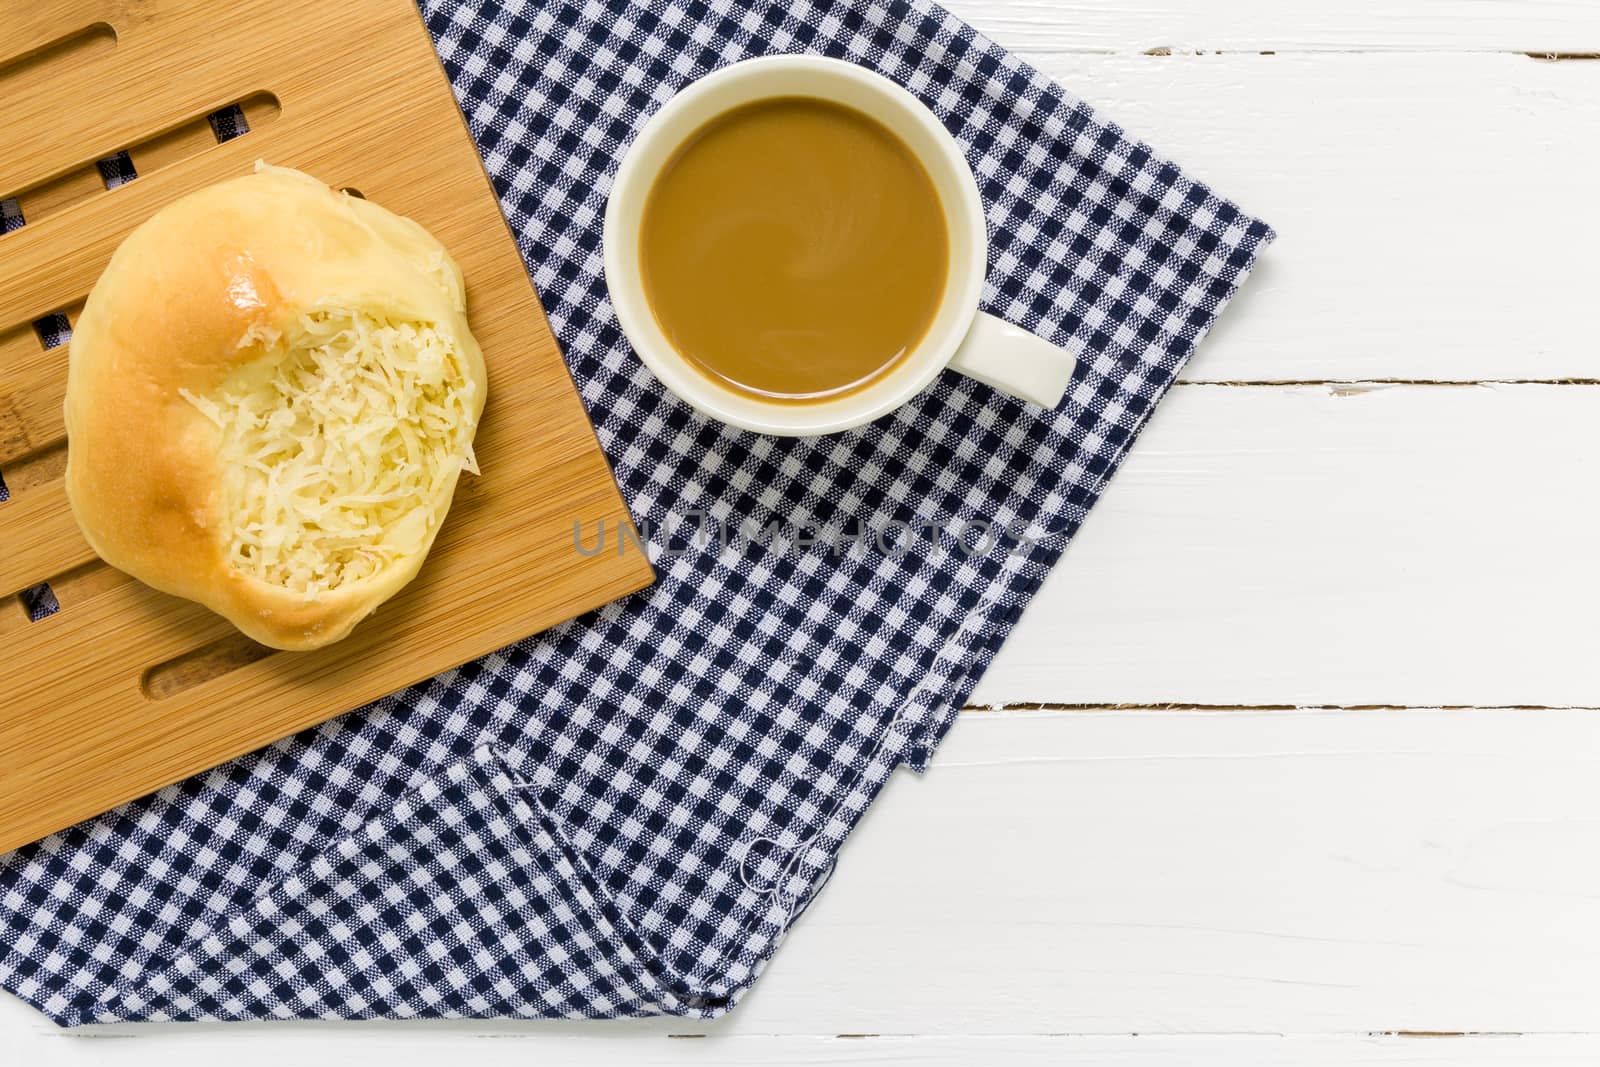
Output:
[[10, 2, 1600, 1062]]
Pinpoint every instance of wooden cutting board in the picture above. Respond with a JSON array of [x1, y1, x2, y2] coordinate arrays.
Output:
[[0, 0, 654, 853]]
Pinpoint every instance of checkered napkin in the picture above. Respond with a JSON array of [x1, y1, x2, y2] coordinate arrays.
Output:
[[0, 0, 1272, 1025]]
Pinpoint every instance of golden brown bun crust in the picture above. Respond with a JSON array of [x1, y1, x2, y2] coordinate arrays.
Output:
[[64, 166, 487, 650]]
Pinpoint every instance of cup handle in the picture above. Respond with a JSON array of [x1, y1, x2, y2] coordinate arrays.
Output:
[[948, 312, 1076, 409]]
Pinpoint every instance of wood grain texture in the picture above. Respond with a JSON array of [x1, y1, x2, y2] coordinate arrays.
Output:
[[940, 0, 1600, 52], [0, 0, 652, 854], [4, 1023, 1597, 1066], [692, 708, 1600, 1036], [0, 479, 91, 599], [0, 312, 76, 465], [5, 709, 1599, 1045], [4, 0, 1599, 1059], [970, 383, 1600, 707], [996, 51, 1600, 383]]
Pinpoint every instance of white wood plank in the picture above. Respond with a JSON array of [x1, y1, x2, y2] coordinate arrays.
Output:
[[998, 52, 1600, 382], [943, 0, 1600, 53], [7, 709, 1600, 1045], [4, 1, 1593, 1059], [727, 709, 1600, 1035], [971, 383, 1600, 707], [3, 1020, 1599, 1066]]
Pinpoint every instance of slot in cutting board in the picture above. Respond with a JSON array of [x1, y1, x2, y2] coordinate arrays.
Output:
[[0, 0, 654, 853]]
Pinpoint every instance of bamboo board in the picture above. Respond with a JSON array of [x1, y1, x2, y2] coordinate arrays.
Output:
[[0, 0, 654, 853]]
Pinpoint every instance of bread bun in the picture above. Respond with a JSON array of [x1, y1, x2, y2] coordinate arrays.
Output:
[[65, 165, 487, 651]]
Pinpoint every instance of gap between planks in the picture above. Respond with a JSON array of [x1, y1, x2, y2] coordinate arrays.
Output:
[[1174, 379, 1600, 387], [1006, 48, 1600, 59], [961, 703, 1600, 713], [666, 1029, 1540, 1037], [1143, 49, 1600, 60]]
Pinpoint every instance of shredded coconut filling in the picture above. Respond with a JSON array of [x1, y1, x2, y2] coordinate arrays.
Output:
[[184, 308, 478, 601]]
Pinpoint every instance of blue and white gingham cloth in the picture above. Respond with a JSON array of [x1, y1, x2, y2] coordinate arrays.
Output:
[[0, 0, 1272, 1024]]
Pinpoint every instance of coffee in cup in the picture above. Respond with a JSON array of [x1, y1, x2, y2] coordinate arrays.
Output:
[[605, 55, 1077, 436], [639, 96, 949, 405]]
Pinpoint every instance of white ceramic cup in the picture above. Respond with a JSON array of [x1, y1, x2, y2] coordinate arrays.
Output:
[[603, 55, 1077, 437]]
